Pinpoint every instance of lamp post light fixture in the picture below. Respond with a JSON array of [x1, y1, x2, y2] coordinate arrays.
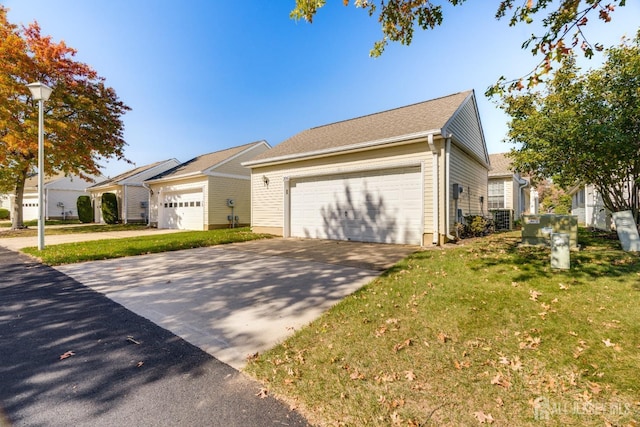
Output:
[[26, 82, 53, 251]]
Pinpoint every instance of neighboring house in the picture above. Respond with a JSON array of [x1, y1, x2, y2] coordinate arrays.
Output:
[[568, 183, 612, 230], [488, 152, 531, 229], [0, 194, 10, 211], [145, 141, 271, 230], [18, 173, 103, 221], [243, 90, 491, 246], [88, 159, 180, 224]]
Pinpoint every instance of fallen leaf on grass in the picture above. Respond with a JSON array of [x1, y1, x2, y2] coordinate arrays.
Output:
[[529, 290, 542, 301], [588, 381, 602, 394], [59, 351, 75, 360], [393, 338, 412, 353], [405, 370, 416, 381], [350, 369, 365, 380], [437, 332, 449, 343], [491, 372, 511, 389], [602, 339, 615, 347], [473, 410, 495, 424]]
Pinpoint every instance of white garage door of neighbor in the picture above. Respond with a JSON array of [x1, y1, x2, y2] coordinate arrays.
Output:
[[160, 190, 204, 230], [22, 197, 39, 221], [290, 167, 422, 245]]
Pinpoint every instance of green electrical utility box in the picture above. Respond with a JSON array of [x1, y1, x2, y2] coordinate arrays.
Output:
[[521, 214, 578, 249]]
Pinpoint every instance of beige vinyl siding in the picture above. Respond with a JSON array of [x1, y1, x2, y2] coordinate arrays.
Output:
[[250, 141, 433, 237], [448, 143, 489, 228], [214, 144, 270, 177], [250, 165, 286, 232], [444, 98, 488, 165], [208, 176, 251, 228]]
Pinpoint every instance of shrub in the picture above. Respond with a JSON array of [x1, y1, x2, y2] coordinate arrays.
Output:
[[458, 215, 495, 239], [0, 208, 9, 220], [101, 193, 119, 224], [76, 195, 94, 223]]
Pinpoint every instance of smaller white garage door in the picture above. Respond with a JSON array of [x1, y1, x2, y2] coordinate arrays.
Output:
[[290, 167, 423, 245], [160, 190, 204, 230], [22, 197, 39, 221]]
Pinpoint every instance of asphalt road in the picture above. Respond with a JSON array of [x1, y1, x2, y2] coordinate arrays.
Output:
[[0, 247, 309, 427]]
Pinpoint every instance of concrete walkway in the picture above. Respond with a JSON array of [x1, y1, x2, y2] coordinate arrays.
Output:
[[0, 227, 185, 251]]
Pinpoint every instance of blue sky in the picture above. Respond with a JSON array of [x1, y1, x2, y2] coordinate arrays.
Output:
[[4, 1, 639, 177]]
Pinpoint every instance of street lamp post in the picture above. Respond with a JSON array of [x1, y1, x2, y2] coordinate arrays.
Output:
[[26, 82, 53, 251]]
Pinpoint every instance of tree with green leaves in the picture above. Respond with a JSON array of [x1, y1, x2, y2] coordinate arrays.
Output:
[[0, 6, 130, 229], [501, 32, 640, 222], [291, 0, 625, 92]]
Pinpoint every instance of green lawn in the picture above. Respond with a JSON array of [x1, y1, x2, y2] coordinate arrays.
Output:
[[245, 229, 640, 426], [22, 227, 273, 265]]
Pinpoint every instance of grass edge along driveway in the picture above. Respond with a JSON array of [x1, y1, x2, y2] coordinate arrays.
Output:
[[245, 230, 640, 426], [22, 228, 273, 265]]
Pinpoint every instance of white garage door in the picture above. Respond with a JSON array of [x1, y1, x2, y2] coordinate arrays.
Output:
[[22, 197, 39, 221], [160, 190, 204, 230], [290, 167, 422, 244]]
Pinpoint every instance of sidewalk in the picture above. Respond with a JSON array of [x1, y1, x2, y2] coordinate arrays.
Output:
[[0, 228, 185, 251]]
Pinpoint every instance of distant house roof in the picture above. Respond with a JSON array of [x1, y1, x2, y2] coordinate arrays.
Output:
[[23, 172, 67, 190], [489, 153, 515, 177], [88, 160, 178, 190], [146, 141, 269, 183], [245, 91, 474, 166]]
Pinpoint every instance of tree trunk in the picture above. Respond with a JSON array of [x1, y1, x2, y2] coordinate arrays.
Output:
[[10, 169, 28, 229]]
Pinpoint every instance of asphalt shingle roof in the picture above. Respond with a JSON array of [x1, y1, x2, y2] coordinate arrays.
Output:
[[89, 160, 173, 189], [248, 91, 472, 164], [488, 153, 514, 177], [148, 141, 265, 181]]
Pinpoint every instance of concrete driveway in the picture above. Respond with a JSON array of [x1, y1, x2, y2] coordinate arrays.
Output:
[[55, 238, 418, 370]]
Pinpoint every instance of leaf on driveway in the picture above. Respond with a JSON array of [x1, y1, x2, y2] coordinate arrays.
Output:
[[59, 351, 75, 360], [256, 388, 268, 398]]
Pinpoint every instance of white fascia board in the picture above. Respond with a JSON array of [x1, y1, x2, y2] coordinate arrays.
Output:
[[242, 130, 441, 168]]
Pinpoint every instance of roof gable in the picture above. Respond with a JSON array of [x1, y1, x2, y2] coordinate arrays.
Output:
[[89, 159, 179, 189], [147, 141, 268, 182], [488, 153, 514, 177], [247, 91, 473, 165]]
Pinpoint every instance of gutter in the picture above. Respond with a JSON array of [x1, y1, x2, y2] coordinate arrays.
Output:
[[427, 134, 439, 245], [517, 176, 529, 216], [142, 182, 152, 226]]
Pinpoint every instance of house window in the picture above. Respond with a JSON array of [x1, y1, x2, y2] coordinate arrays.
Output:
[[488, 181, 505, 210], [195, 201, 201, 207], [190, 201, 195, 207]]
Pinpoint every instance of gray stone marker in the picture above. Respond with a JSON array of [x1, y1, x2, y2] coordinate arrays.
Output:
[[612, 210, 640, 252]]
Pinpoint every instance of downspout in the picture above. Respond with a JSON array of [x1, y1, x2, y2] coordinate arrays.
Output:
[[444, 136, 456, 241], [427, 134, 439, 245], [122, 185, 128, 224], [142, 182, 152, 226], [517, 176, 528, 217]]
